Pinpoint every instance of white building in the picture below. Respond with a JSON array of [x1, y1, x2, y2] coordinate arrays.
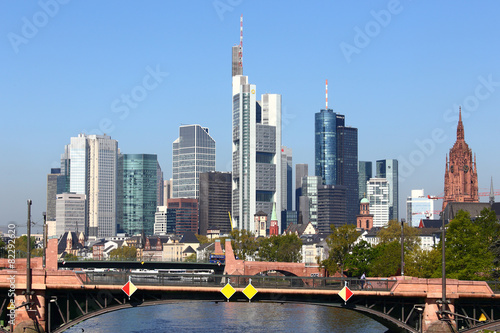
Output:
[[231, 73, 282, 233], [61, 134, 118, 237], [154, 206, 174, 235], [406, 189, 435, 227], [367, 178, 390, 227], [55, 193, 86, 237]]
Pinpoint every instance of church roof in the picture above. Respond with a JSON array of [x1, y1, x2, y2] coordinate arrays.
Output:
[[360, 197, 369, 204], [443, 202, 491, 221]]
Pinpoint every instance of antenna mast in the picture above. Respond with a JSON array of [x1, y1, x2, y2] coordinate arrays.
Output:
[[325, 79, 328, 110], [239, 14, 243, 73]]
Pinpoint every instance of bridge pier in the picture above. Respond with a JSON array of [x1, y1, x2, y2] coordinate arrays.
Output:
[[13, 290, 46, 333], [422, 298, 456, 333]]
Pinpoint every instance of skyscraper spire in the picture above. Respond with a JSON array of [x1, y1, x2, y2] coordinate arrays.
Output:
[[490, 176, 495, 205], [239, 14, 243, 73], [457, 106, 464, 140], [325, 79, 328, 110]]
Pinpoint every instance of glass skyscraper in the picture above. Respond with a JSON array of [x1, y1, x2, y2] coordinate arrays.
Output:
[[121, 154, 158, 236], [172, 125, 215, 199], [376, 159, 399, 221], [358, 161, 373, 200], [315, 110, 342, 186]]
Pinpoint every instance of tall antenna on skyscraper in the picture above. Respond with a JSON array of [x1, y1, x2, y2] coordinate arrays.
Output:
[[325, 79, 328, 110], [239, 14, 243, 73]]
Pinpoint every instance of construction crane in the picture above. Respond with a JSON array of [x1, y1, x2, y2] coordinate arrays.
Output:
[[428, 191, 500, 200]]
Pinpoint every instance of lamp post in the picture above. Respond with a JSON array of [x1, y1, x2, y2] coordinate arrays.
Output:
[[441, 207, 447, 317], [26, 200, 32, 310], [400, 218, 405, 276]]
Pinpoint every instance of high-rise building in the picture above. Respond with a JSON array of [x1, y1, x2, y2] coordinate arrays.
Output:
[[61, 134, 118, 237], [163, 178, 173, 206], [199, 171, 232, 236], [406, 189, 435, 227], [317, 185, 347, 233], [337, 126, 359, 224], [301, 176, 321, 227], [46, 168, 61, 222], [172, 124, 216, 199], [376, 159, 399, 221], [157, 162, 164, 207], [167, 198, 198, 234], [281, 146, 293, 211], [231, 49, 281, 232], [367, 178, 390, 227], [443, 108, 478, 210], [121, 154, 158, 236], [314, 82, 358, 225], [295, 163, 308, 221], [55, 193, 86, 237], [358, 161, 372, 200]]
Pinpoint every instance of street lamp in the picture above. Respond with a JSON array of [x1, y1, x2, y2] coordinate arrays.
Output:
[[400, 218, 405, 276]]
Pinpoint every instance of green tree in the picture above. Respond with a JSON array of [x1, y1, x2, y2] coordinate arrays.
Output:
[[378, 220, 421, 253], [195, 234, 211, 245], [320, 224, 359, 276], [404, 246, 441, 278], [258, 234, 302, 262], [230, 229, 258, 260], [344, 240, 376, 277], [370, 240, 402, 277], [184, 253, 197, 262], [439, 210, 495, 280], [14, 236, 38, 258], [108, 246, 137, 261], [63, 253, 79, 261]]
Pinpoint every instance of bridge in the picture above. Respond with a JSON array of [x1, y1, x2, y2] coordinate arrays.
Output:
[[0, 238, 498, 333]]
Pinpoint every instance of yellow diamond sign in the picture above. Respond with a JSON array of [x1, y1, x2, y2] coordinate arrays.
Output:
[[479, 313, 487, 322], [243, 283, 258, 300], [220, 283, 236, 300], [7, 302, 15, 310]]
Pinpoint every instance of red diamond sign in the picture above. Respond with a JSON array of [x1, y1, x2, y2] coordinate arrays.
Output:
[[338, 286, 353, 303], [122, 278, 137, 298]]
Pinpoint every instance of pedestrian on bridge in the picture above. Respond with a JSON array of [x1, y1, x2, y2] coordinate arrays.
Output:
[[360, 272, 366, 289]]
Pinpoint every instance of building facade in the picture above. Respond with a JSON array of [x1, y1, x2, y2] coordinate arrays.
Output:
[[172, 124, 216, 199], [337, 126, 359, 224], [154, 206, 176, 235], [295, 163, 308, 218], [121, 154, 158, 236], [199, 171, 232, 236], [281, 146, 293, 211], [55, 193, 86, 237], [301, 176, 321, 227], [443, 108, 478, 210], [167, 198, 198, 235], [317, 185, 347, 233], [358, 161, 372, 200], [46, 168, 61, 222], [376, 159, 399, 221], [406, 189, 435, 227], [367, 178, 390, 227]]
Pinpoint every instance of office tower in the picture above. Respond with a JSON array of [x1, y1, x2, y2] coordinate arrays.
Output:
[[281, 210, 297, 232], [376, 159, 399, 221], [315, 81, 358, 224], [367, 178, 390, 227], [55, 193, 86, 237], [358, 161, 372, 200], [46, 168, 61, 222], [281, 146, 293, 211], [295, 164, 308, 221], [299, 196, 310, 224], [121, 154, 158, 236], [172, 124, 216, 199], [61, 134, 118, 237], [231, 65, 281, 231], [317, 185, 347, 233], [154, 206, 176, 235], [301, 176, 321, 227], [157, 162, 164, 207], [163, 178, 173, 206], [406, 189, 435, 227], [337, 126, 359, 224], [443, 108, 478, 210], [199, 171, 232, 236], [167, 198, 198, 234]]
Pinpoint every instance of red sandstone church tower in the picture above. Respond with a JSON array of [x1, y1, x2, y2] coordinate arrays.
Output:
[[443, 107, 478, 210]]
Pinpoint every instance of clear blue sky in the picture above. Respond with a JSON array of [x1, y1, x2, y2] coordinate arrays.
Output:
[[1, 1, 499, 233]]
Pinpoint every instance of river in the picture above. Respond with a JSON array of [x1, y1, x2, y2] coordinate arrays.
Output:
[[64, 301, 389, 332]]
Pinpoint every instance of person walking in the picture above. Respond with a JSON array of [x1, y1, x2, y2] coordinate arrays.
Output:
[[360, 272, 366, 289]]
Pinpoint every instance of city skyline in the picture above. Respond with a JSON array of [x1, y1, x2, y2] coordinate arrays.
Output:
[[2, 2, 500, 232]]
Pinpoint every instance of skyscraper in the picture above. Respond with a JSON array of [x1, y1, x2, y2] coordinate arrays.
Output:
[[443, 108, 478, 210], [55, 193, 86, 237], [376, 159, 399, 221], [46, 168, 61, 222], [199, 171, 232, 235], [317, 185, 347, 233], [61, 134, 118, 237], [301, 176, 321, 227], [172, 125, 216, 199], [167, 198, 198, 234], [156, 161, 164, 207], [315, 81, 358, 225], [358, 161, 372, 200], [121, 154, 158, 236], [295, 163, 308, 221], [231, 24, 281, 233], [281, 146, 293, 211]]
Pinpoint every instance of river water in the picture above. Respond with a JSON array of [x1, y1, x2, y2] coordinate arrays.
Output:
[[64, 301, 389, 332]]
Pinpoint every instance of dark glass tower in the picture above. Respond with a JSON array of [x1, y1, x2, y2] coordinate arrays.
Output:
[[358, 161, 372, 200], [337, 126, 359, 224], [315, 110, 341, 186]]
